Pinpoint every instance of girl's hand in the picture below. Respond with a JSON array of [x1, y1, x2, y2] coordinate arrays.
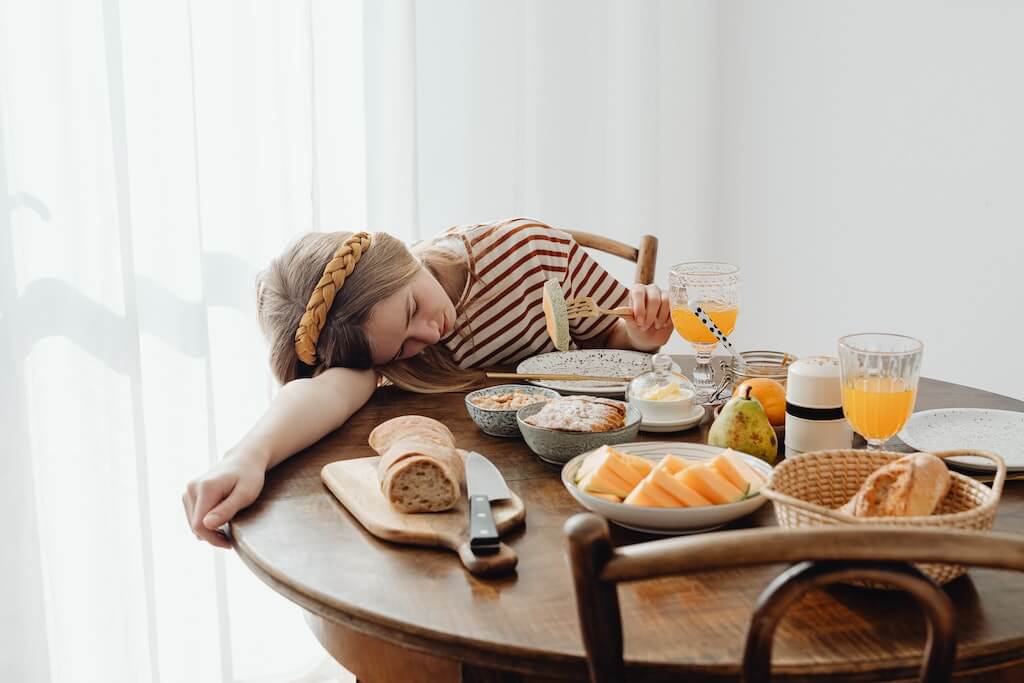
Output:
[[623, 283, 673, 350], [182, 450, 266, 549]]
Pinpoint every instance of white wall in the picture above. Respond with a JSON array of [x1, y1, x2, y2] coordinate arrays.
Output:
[[414, 0, 1024, 399], [414, 0, 717, 308], [713, 1, 1024, 399]]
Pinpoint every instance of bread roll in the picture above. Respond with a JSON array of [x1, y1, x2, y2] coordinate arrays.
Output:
[[369, 415, 455, 454], [369, 416, 463, 513], [839, 453, 951, 518], [379, 444, 466, 513]]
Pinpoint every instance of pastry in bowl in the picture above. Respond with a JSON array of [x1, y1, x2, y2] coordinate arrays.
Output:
[[522, 395, 627, 433], [517, 398, 642, 464]]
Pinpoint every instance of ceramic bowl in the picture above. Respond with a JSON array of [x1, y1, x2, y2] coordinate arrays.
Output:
[[561, 442, 773, 534], [465, 385, 561, 437], [516, 401, 642, 465], [629, 389, 696, 423]]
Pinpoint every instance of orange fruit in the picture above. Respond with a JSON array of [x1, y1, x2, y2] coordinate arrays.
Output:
[[733, 378, 786, 426]]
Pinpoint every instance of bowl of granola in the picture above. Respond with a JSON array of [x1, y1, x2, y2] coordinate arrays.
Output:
[[465, 384, 561, 437]]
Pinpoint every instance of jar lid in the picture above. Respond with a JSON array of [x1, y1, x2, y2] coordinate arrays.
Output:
[[627, 353, 695, 402], [786, 356, 842, 408]]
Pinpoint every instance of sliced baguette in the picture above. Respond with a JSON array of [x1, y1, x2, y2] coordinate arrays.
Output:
[[839, 453, 951, 517]]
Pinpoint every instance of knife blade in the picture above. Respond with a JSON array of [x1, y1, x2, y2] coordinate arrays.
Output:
[[465, 452, 510, 555]]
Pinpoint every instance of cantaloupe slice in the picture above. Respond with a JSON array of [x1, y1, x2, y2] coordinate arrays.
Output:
[[623, 484, 658, 506], [623, 479, 678, 507], [655, 454, 692, 476], [590, 492, 623, 503], [709, 449, 765, 495], [575, 448, 602, 483], [621, 452, 656, 477], [650, 467, 712, 507], [576, 446, 650, 487], [677, 465, 745, 504], [579, 465, 635, 499]]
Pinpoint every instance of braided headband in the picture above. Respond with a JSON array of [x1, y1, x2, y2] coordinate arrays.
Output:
[[294, 232, 372, 365]]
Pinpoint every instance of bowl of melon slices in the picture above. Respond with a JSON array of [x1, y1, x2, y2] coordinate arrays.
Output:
[[561, 442, 773, 534]]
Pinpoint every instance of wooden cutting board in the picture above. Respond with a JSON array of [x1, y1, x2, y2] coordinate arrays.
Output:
[[321, 456, 526, 576]]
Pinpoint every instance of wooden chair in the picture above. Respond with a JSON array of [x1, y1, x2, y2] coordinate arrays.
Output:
[[562, 230, 658, 285], [565, 514, 1024, 683]]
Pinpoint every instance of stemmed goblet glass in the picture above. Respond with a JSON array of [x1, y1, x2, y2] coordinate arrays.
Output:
[[668, 262, 741, 404]]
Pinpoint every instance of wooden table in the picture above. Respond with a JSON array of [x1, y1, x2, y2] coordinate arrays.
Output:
[[230, 358, 1024, 682]]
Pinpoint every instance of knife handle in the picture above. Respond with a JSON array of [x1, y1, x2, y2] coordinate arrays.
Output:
[[469, 494, 501, 555]]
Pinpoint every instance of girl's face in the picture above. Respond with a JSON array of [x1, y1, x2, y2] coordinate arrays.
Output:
[[364, 266, 457, 366]]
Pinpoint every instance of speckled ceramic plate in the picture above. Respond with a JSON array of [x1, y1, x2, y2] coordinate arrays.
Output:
[[898, 408, 1024, 472], [517, 350, 682, 397]]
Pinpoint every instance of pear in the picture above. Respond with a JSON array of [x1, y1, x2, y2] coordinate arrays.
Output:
[[708, 385, 778, 465]]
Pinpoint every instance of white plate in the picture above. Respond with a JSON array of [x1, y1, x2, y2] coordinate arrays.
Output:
[[517, 350, 682, 397], [639, 405, 707, 433], [898, 408, 1024, 472], [561, 442, 772, 534]]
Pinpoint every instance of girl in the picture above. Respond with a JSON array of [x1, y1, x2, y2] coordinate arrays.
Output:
[[183, 218, 672, 547]]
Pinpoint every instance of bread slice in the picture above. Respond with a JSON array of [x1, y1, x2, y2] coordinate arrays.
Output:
[[542, 278, 570, 351], [382, 455, 462, 513]]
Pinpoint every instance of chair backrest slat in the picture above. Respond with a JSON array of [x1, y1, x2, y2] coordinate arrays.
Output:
[[562, 229, 659, 285], [565, 513, 1024, 683], [601, 526, 1024, 583]]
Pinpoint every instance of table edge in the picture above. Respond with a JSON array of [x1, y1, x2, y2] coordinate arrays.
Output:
[[232, 525, 1024, 679]]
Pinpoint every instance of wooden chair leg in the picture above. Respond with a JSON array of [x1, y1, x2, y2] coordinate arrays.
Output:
[[565, 513, 624, 683], [742, 560, 957, 683]]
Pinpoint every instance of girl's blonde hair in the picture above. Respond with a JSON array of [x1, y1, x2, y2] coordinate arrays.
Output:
[[256, 230, 485, 393]]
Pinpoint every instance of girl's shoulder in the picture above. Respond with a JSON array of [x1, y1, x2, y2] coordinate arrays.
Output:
[[442, 218, 574, 264], [442, 217, 569, 245]]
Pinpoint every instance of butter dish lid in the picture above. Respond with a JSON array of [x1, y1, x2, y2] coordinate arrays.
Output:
[[627, 353, 694, 402], [786, 356, 843, 408]]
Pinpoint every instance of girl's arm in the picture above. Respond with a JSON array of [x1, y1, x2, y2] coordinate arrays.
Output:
[[183, 366, 377, 548]]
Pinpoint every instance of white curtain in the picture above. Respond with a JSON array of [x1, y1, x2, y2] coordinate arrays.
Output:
[[1, 1, 714, 681]]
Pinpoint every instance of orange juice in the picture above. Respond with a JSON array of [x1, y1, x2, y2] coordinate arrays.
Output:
[[841, 377, 916, 440], [671, 306, 738, 344]]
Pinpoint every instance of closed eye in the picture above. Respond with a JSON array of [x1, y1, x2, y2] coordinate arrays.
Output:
[[390, 295, 417, 362]]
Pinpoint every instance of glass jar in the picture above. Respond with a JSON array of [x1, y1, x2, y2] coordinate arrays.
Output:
[[626, 353, 696, 403], [718, 350, 795, 390]]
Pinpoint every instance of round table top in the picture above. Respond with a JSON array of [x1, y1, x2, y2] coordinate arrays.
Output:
[[231, 359, 1024, 681]]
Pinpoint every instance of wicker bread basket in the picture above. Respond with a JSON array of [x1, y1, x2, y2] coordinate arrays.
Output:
[[762, 449, 1006, 584]]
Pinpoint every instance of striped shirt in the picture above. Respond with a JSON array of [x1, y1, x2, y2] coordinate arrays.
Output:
[[438, 218, 630, 369]]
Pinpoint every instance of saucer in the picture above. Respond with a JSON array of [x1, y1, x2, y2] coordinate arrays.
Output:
[[638, 404, 706, 433]]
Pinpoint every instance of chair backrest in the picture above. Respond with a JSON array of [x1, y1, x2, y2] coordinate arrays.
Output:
[[561, 229, 658, 285], [565, 514, 1024, 683]]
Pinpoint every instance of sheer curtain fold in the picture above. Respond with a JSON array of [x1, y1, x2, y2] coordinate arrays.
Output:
[[2, 1, 713, 681]]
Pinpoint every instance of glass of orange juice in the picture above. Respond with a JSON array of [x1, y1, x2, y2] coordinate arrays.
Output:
[[668, 262, 741, 404], [838, 333, 923, 450]]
